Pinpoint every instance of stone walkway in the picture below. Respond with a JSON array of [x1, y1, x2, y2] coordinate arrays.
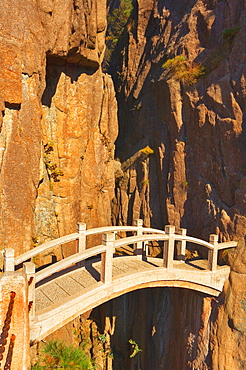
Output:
[[35, 255, 225, 314]]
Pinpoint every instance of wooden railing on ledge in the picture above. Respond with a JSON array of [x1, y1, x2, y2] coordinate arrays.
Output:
[[2, 221, 237, 319]]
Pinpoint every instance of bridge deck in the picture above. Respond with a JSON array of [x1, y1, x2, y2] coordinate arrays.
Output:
[[35, 256, 227, 314]]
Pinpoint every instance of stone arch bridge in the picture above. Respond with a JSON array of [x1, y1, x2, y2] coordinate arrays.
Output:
[[0, 220, 237, 369]]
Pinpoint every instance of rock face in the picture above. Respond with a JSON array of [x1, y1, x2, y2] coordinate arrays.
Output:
[[112, 0, 246, 242], [91, 288, 217, 370], [106, 0, 246, 369], [0, 0, 118, 256], [1, 1, 246, 369]]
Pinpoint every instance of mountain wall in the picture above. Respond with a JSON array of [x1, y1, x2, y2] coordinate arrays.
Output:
[[112, 0, 246, 242], [0, 0, 118, 257], [103, 0, 246, 369], [1, 1, 246, 369]]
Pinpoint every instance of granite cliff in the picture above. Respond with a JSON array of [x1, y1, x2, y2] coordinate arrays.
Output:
[[0, 0, 246, 369], [111, 0, 246, 242], [0, 0, 118, 257], [95, 0, 246, 369]]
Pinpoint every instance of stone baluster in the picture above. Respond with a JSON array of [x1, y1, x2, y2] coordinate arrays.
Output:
[[208, 234, 219, 271], [101, 232, 115, 284], [177, 228, 187, 262], [4, 248, 15, 272], [144, 240, 149, 257], [76, 222, 86, 252], [23, 262, 36, 320], [133, 219, 143, 259], [163, 225, 175, 269]]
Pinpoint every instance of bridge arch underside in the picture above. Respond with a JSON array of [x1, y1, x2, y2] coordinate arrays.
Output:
[[32, 269, 223, 343]]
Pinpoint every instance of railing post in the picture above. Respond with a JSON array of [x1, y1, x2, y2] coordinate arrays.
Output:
[[101, 232, 115, 284], [23, 262, 36, 321], [163, 225, 175, 269], [143, 241, 149, 257], [208, 234, 219, 271], [177, 228, 187, 262], [4, 248, 15, 272], [133, 219, 143, 259], [76, 222, 86, 252]]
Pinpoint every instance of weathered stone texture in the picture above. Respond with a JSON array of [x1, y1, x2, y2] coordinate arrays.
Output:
[[90, 288, 215, 370], [0, 0, 117, 256], [109, 0, 246, 368], [0, 272, 30, 369], [36, 66, 117, 253], [113, 0, 246, 242]]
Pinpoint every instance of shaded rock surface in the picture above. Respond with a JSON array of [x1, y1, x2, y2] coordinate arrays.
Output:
[[90, 288, 217, 370], [112, 0, 246, 242], [107, 0, 246, 369]]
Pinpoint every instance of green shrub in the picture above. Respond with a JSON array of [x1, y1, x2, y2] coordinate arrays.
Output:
[[104, 0, 133, 67], [222, 27, 240, 40], [129, 339, 142, 358], [202, 27, 240, 74], [107, 0, 133, 42], [163, 55, 205, 85], [32, 340, 93, 370], [44, 142, 64, 182], [142, 179, 150, 185], [181, 180, 189, 190], [162, 55, 187, 73], [98, 334, 107, 343]]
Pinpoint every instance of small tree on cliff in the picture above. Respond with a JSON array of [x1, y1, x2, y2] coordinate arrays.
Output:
[[32, 340, 93, 369], [104, 0, 134, 68], [162, 55, 205, 85]]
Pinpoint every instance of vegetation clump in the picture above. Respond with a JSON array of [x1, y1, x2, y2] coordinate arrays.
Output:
[[222, 27, 241, 41], [104, 0, 133, 68], [142, 179, 150, 185], [32, 340, 93, 370], [140, 146, 154, 155], [44, 141, 64, 182], [203, 27, 241, 74], [181, 180, 189, 190], [129, 339, 142, 358], [162, 55, 205, 85]]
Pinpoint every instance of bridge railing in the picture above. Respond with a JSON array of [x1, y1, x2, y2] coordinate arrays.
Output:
[[12, 222, 166, 267], [2, 222, 237, 320], [3, 221, 237, 275]]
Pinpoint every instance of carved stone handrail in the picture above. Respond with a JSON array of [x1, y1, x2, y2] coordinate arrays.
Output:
[[4, 222, 237, 279], [35, 244, 107, 284], [14, 224, 166, 266], [3, 222, 237, 286], [3, 220, 238, 311]]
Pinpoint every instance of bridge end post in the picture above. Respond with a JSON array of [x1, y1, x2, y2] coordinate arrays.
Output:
[[177, 228, 187, 262], [208, 234, 219, 271], [0, 271, 31, 369], [76, 222, 86, 252], [163, 225, 175, 269], [23, 262, 36, 321], [133, 219, 143, 259], [101, 232, 115, 284], [4, 248, 15, 272]]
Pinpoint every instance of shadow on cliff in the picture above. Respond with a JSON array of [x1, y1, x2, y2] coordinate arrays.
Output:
[[42, 55, 97, 107]]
